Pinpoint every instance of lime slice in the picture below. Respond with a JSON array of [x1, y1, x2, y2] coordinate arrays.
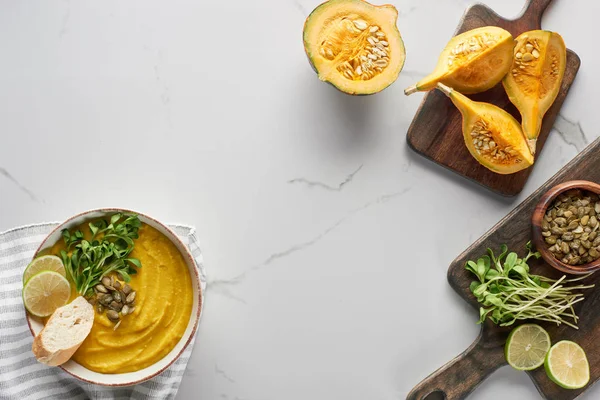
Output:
[[545, 341, 590, 389], [23, 255, 66, 284], [23, 271, 71, 317], [505, 324, 551, 371]]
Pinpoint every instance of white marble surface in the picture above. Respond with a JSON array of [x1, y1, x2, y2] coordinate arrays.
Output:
[[0, 0, 598, 399]]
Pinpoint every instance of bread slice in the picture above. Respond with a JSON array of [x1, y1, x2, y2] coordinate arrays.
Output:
[[32, 296, 94, 366]]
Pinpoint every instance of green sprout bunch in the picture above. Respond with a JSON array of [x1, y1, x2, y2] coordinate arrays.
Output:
[[466, 242, 594, 329], [60, 213, 142, 297]]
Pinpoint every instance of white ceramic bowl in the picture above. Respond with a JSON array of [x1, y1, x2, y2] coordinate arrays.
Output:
[[25, 208, 202, 386]]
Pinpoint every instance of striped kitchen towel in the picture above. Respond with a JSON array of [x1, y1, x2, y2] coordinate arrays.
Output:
[[0, 223, 206, 400]]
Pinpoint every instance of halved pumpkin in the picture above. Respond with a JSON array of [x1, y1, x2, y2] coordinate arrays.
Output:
[[303, 0, 405, 95], [503, 30, 567, 154], [437, 83, 534, 175], [405, 26, 514, 95]]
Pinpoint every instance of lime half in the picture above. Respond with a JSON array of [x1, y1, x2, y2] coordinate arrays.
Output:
[[545, 341, 590, 390], [23, 255, 66, 284], [23, 271, 71, 317], [505, 324, 551, 371]]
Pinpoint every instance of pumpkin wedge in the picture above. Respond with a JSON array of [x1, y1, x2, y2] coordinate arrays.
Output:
[[503, 30, 566, 155], [437, 83, 534, 175], [303, 0, 406, 95], [405, 26, 514, 95]]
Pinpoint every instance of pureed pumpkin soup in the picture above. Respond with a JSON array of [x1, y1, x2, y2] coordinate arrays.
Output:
[[46, 215, 193, 373]]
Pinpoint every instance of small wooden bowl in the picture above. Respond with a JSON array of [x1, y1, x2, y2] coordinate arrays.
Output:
[[532, 180, 600, 275]]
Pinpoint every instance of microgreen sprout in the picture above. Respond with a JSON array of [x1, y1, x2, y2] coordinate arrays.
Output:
[[466, 242, 594, 329], [60, 213, 142, 297]]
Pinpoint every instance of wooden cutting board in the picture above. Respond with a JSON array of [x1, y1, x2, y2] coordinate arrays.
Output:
[[406, 0, 580, 196], [407, 137, 600, 400]]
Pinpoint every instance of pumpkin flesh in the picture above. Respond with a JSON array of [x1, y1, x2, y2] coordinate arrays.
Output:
[[303, 0, 405, 95], [437, 83, 534, 175], [406, 26, 514, 95], [503, 30, 567, 154]]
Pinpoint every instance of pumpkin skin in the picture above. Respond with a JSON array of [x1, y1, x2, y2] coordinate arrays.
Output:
[[303, 0, 405, 95], [503, 30, 567, 155], [437, 83, 534, 175], [405, 26, 514, 95]]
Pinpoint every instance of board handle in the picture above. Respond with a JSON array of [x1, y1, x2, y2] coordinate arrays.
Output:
[[406, 330, 506, 400], [520, 0, 554, 29]]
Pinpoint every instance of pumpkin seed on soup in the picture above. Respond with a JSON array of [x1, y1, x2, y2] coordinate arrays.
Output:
[[95, 284, 108, 294], [107, 310, 120, 322], [87, 274, 139, 328], [110, 301, 122, 312], [126, 291, 136, 304]]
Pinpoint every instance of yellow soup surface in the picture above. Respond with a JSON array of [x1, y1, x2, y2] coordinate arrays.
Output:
[[48, 222, 194, 374]]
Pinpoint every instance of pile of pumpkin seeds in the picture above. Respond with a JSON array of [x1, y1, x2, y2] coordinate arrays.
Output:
[[87, 275, 136, 330], [542, 189, 600, 265]]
